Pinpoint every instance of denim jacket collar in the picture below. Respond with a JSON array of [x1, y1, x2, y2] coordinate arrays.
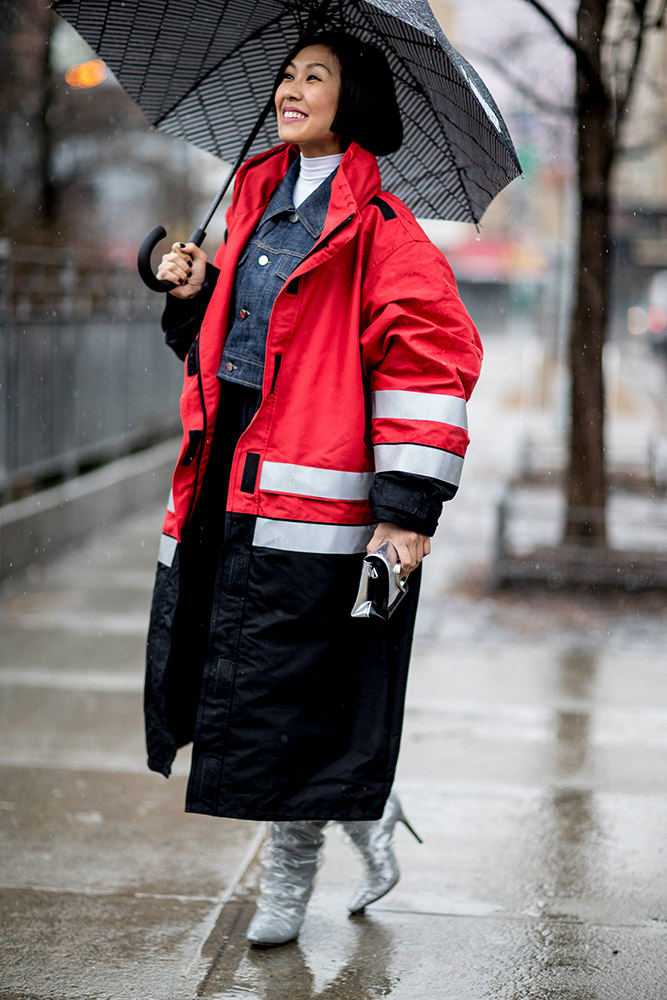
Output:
[[260, 157, 336, 240]]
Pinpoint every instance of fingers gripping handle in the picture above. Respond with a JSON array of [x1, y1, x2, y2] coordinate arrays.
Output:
[[137, 226, 206, 293]]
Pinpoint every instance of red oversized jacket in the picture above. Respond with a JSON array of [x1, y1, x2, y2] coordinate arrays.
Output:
[[157, 140, 482, 566]]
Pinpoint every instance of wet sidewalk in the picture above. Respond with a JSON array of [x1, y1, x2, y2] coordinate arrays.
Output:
[[2, 332, 667, 999]]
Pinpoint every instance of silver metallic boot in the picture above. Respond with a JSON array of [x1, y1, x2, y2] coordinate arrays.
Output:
[[343, 793, 422, 915], [246, 820, 326, 947]]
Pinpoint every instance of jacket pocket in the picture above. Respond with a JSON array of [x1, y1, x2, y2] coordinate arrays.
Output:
[[241, 452, 261, 493], [180, 429, 203, 466]]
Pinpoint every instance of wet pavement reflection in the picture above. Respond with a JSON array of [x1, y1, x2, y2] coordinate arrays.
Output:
[[239, 919, 396, 999]]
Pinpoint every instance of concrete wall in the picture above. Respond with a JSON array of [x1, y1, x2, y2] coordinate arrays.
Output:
[[0, 438, 178, 580]]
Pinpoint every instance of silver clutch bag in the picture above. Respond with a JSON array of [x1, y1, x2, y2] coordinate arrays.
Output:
[[350, 540, 409, 620]]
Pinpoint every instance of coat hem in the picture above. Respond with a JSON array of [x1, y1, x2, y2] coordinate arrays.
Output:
[[184, 802, 387, 822]]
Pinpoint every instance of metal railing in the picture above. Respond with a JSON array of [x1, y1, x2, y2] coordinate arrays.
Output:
[[0, 241, 184, 502]]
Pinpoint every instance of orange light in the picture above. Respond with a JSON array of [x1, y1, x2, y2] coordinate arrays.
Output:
[[65, 59, 107, 89]]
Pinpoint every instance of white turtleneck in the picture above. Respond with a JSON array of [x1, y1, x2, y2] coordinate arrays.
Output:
[[292, 152, 343, 208]]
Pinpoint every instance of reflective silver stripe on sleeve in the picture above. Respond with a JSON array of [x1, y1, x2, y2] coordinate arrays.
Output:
[[253, 518, 374, 554], [157, 533, 177, 567], [374, 443, 464, 487], [260, 461, 374, 501], [372, 390, 468, 431], [167, 488, 175, 513]]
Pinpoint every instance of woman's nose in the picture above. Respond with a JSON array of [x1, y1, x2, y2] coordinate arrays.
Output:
[[283, 80, 303, 101]]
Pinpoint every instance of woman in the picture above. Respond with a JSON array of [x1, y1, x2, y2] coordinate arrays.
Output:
[[145, 31, 482, 947]]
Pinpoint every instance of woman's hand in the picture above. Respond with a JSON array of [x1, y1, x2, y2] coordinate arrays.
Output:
[[157, 242, 208, 299], [367, 522, 431, 575]]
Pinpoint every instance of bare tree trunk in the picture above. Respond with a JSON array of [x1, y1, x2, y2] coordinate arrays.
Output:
[[564, 0, 613, 545], [0, 1, 58, 235], [37, 17, 57, 226]]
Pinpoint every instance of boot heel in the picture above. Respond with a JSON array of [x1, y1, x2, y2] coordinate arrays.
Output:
[[344, 793, 420, 914], [399, 813, 423, 844]]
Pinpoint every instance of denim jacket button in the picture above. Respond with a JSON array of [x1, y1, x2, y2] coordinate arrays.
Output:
[[258, 255, 269, 266], [288, 213, 299, 223]]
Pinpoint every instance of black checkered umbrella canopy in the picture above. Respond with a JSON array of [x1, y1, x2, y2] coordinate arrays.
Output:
[[53, 0, 521, 224]]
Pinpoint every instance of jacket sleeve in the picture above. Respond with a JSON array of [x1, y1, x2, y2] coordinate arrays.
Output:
[[360, 238, 482, 536], [161, 263, 220, 360], [369, 471, 454, 536]]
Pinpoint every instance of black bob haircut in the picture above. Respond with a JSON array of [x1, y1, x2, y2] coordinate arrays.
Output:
[[273, 31, 403, 157]]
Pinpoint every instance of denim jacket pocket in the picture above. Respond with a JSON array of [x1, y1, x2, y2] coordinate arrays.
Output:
[[275, 248, 306, 281]]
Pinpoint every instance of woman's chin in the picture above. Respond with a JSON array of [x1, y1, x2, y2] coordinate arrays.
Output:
[[278, 126, 308, 144]]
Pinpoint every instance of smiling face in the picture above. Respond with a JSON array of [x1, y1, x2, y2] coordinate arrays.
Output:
[[274, 44, 343, 157]]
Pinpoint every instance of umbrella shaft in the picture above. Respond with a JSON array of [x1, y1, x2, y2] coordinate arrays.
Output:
[[194, 92, 276, 245]]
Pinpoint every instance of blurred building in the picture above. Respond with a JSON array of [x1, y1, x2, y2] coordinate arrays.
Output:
[[612, 13, 667, 347], [0, 0, 227, 257]]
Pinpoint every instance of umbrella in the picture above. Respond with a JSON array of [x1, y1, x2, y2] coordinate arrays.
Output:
[[52, 0, 522, 290]]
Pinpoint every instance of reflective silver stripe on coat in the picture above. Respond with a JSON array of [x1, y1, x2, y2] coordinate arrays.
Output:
[[158, 533, 177, 567], [167, 488, 175, 513], [374, 443, 464, 487], [253, 518, 374, 554], [260, 461, 374, 501], [372, 390, 468, 430]]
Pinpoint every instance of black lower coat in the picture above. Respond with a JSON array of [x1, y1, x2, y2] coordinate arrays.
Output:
[[145, 382, 422, 821]]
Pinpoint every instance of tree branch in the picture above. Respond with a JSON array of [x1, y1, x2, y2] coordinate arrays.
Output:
[[462, 46, 572, 116], [614, 0, 666, 140], [521, 0, 579, 53], [522, 0, 605, 94], [629, 0, 666, 26]]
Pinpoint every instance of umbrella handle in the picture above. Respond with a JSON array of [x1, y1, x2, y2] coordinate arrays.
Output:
[[136, 92, 274, 292], [137, 225, 206, 293]]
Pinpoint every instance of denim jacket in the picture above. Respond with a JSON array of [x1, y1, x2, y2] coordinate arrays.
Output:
[[217, 158, 334, 390]]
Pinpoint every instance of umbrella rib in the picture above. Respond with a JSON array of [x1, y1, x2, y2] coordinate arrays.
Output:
[[134, 1, 171, 101], [152, 0, 237, 109], [137, 1, 214, 105], [98, 4, 113, 53], [396, 59, 510, 210], [398, 78, 478, 222], [402, 94, 505, 200], [347, 13, 479, 222], [110, 2, 136, 81], [198, 88, 225, 160], [151, 9, 288, 128]]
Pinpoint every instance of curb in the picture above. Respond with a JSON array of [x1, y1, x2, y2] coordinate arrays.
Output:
[[0, 439, 179, 581]]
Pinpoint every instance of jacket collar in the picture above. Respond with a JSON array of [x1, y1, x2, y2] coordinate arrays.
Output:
[[259, 157, 335, 240], [232, 142, 381, 225]]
